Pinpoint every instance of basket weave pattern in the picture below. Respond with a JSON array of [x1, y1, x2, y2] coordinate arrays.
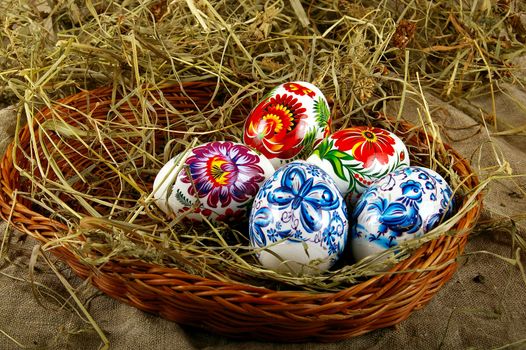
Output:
[[0, 82, 482, 342]]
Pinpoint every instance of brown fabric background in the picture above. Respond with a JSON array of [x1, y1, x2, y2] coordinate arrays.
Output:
[[1, 83, 525, 349]]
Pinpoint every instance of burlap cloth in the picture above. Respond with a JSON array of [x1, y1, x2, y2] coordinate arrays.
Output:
[[0, 83, 525, 349]]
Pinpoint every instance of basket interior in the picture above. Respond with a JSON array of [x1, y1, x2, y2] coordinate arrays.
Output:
[[7, 82, 480, 274]]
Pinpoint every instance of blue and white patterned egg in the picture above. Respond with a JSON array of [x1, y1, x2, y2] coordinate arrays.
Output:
[[350, 166, 454, 262], [248, 161, 348, 275]]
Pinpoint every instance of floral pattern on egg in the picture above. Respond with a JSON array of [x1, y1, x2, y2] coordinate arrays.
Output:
[[152, 141, 275, 222], [307, 126, 409, 200], [350, 166, 454, 262], [249, 161, 348, 275], [243, 82, 331, 168]]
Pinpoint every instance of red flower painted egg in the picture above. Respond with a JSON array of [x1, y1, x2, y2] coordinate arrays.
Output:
[[152, 141, 275, 222], [243, 82, 331, 168], [306, 126, 409, 202]]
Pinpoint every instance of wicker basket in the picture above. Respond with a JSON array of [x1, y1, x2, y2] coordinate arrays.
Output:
[[0, 82, 482, 342]]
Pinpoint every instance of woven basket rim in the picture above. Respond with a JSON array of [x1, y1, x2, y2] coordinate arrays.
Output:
[[0, 81, 483, 342]]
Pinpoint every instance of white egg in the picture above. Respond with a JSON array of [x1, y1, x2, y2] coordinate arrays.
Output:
[[350, 166, 454, 262], [307, 126, 409, 202], [248, 161, 348, 275], [153, 141, 275, 222], [243, 81, 331, 168]]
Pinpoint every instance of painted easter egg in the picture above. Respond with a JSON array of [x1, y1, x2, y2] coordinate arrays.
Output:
[[243, 81, 331, 169], [248, 161, 348, 275], [152, 141, 275, 222], [350, 166, 454, 262], [307, 126, 409, 202]]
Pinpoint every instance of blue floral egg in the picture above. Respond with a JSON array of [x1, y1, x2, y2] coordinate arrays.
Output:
[[248, 161, 348, 275], [350, 166, 454, 262]]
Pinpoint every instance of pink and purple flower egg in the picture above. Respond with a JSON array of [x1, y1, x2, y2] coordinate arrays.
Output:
[[152, 141, 275, 222]]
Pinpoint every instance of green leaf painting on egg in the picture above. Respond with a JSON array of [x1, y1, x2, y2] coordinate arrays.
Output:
[[314, 96, 330, 134], [312, 138, 367, 193], [175, 188, 193, 207], [295, 127, 318, 160]]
